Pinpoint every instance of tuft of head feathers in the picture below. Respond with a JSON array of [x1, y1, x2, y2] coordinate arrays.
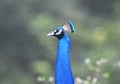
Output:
[[63, 19, 75, 33]]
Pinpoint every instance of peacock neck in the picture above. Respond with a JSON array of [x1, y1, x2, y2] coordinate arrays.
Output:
[[55, 33, 74, 84]]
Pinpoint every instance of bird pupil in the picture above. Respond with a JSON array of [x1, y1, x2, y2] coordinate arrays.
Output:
[[55, 29, 59, 33]]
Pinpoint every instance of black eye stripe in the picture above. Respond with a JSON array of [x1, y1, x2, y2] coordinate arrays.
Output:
[[56, 30, 62, 35], [56, 30, 59, 33], [54, 29, 59, 33], [52, 28, 64, 39]]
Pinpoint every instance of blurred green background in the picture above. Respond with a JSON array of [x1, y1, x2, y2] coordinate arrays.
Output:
[[0, 0, 120, 84]]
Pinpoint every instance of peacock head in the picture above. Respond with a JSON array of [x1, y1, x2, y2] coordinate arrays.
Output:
[[47, 20, 75, 39]]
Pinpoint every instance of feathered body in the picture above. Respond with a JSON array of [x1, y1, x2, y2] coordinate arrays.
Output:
[[55, 30, 74, 84], [47, 20, 75, 84]]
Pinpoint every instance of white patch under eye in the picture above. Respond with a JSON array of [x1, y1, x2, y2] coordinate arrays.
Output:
[[56, 30, 62, 35], [54, 29, 57, 32]]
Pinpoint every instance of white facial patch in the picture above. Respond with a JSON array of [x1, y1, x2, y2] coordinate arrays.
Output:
[[55, 29, 62, 35], [54, 29, 56, 32]]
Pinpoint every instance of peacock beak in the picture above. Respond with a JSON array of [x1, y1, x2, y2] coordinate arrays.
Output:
[[47, 31, 54, 36]]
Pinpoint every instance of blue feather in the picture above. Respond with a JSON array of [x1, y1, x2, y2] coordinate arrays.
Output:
[[55, 31, 74, 84], [67, 19, 75, 33], [47, 20, 75, 84]]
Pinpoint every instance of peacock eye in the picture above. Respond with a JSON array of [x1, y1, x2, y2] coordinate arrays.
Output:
[[55, 29, 63, 35], [55, 29, 59, 33], [54, 29, 59, 33]]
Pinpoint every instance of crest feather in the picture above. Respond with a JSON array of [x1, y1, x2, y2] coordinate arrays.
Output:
[[63, 19, 75, 33]]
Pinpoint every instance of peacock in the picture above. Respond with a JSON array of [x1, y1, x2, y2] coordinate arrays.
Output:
[[47, 19, 75, 84]]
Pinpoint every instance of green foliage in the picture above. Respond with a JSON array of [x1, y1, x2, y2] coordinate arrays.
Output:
[[0, 0, 120, 84], [30, 60, 52, 77]]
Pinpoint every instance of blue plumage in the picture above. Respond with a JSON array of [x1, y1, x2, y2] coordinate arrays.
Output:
[[47, 20, 75, 84], [55, 30, 74, 84], [67, 19, 75, 33]]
